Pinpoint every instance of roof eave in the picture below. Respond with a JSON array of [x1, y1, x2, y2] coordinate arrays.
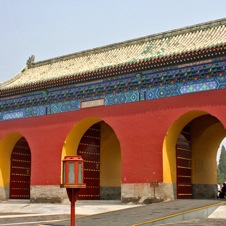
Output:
[[1, 45, 226, 98]]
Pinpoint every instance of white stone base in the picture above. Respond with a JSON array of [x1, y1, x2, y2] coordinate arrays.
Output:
[[0, 183, 177, 203], [121, 183, 176, 203], [30, 185, 67, 203]]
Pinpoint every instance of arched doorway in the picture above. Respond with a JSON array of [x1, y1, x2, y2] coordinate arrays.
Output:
[[163, 111, 226, 200], [10, 137, 31, 199], [62, 118, 121, 200]]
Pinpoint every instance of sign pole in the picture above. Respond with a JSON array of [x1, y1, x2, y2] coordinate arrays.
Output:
[[71, 188, 75, 226], [66, 188, 81, 226], [150, 180, 159, 199]]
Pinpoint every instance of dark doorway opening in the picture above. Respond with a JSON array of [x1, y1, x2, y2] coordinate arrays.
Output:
[[77, 123, 100, 200], [10, 137, 31, 199]]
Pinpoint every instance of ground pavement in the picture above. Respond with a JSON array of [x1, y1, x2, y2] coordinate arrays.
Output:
[[0, 199, 225, 225]]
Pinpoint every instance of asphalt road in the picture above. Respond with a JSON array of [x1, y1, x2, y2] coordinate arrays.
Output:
[[0, 199, 225, 226]]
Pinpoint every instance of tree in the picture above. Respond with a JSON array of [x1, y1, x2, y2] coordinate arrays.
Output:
[[218, 145, 226, 184]]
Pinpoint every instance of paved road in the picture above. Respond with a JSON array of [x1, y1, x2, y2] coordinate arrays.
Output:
[[0, 199, 225, 226], [38, 200, 226, 226]]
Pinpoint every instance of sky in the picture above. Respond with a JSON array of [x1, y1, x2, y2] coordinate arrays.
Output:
[[0, 0, 226, 160]]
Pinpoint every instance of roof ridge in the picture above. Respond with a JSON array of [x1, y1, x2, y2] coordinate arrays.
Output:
[[30, 18, 226, 68]]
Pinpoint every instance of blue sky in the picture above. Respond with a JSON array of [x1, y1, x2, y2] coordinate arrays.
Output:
[[0, 0, 226, 83]]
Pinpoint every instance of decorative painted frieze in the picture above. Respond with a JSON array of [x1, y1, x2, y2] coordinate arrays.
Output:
[[0, 58, 225, 121]]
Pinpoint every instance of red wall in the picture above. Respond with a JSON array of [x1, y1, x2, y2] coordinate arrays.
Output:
[[1, 88, 226, 186]]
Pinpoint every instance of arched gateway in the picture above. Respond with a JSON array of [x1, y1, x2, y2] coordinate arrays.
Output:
[[62, 119, 121, 201], [164, 111, 226, 200], [0, 18, 226, 203], [10, 137, 31, 199]]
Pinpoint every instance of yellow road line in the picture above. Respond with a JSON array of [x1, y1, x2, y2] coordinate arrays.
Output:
[[132, 202, 225, 226]]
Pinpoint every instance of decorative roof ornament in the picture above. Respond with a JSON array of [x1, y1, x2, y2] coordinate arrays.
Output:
[[26, 55, 35, 68]]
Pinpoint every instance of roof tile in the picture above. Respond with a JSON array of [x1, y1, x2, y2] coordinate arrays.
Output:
[[1, 18, 226, 90]]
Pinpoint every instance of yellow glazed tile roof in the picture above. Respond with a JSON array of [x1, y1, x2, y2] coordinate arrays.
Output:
[[1, 18, 226, 89]]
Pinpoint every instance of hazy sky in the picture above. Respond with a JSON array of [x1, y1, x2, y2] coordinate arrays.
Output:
[[0, 0, 226, 83]]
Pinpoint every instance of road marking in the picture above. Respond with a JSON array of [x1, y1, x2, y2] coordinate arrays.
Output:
[[132, 202, 225, 226]]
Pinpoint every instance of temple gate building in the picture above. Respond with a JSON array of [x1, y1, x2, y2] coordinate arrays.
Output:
[[0, 18, 226, 203]]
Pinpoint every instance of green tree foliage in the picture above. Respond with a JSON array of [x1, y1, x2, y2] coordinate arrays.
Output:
[[218, 145, 226, 184]]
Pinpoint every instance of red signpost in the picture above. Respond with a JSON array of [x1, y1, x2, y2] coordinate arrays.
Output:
[[60, 156, 86, 226]]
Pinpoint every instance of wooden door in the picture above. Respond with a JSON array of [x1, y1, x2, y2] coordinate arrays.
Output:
[[176, 125, 192, 199], [77, 123, 100, 200], [10, 137, 31, 199]]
